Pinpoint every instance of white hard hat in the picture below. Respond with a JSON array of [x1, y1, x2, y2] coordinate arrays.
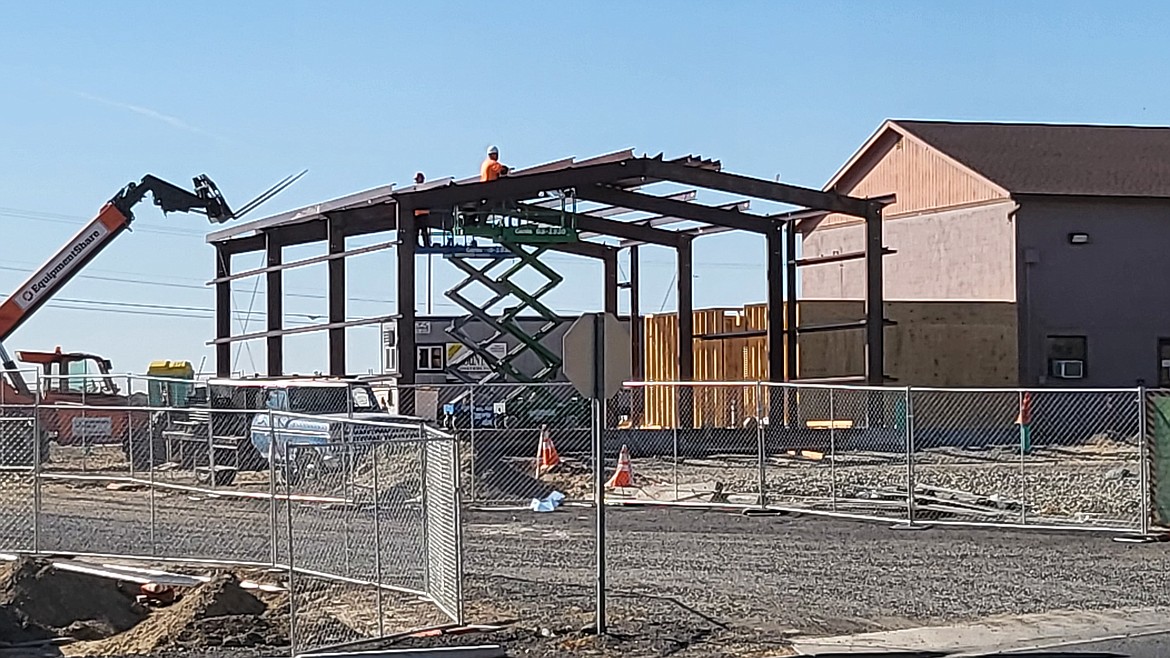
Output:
[[487, 145, 499, 155]]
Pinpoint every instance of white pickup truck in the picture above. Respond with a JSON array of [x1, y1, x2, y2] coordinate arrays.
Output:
[[237, 378, 449, 483]]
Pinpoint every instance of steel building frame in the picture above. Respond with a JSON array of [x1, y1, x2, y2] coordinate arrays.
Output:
[[206, 152, 892, 409]]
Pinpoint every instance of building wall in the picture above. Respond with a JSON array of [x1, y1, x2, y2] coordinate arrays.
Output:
[[642, 301, 1017, 384], [801, 201, 1018, 301], [798, 300, 1018, 386], [1016, 196, 1170, 387], [823, 128, 1009, 228], [638, 301, 1017, 427]]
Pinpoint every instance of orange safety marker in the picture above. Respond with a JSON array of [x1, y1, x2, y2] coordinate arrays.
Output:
[[605, 444, 634, 489], [536, 424, 561, 476]]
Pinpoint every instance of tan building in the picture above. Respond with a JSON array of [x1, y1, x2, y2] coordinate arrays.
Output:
[[644, 120, 1170, 389], [802, 120, 1170, 387]]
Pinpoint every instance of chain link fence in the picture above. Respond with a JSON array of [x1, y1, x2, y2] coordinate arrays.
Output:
[[1, 370, 1166, 655], [619, 382, 1149, 532], [0, 371, 464, 656]]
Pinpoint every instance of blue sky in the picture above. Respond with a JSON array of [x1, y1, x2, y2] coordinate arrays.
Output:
[[3, 1, 1170, 378]]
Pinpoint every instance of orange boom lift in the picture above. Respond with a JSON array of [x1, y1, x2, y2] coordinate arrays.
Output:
[[0, 175, 234, 454]]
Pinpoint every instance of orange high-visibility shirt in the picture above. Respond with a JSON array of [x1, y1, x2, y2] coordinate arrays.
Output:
[[481, 158, 505, 182]]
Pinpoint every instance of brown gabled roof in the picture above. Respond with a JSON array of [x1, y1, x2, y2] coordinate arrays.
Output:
[[893, 120, 1170, 197]]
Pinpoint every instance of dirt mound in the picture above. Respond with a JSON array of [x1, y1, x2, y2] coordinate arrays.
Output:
[[65, 572, 284, 656], [0, 557, 144, 644]]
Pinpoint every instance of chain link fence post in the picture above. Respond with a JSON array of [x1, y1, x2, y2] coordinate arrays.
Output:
[[268, 406, 278, 568], [1018, 389, 1027, 525], [285, 443, 298, 656], [905, 386, 916, 525], [126, 375, 135, 477], [829, 386, 837, 511], [755, 381, 766, 508], [672, 383, 679, 501], [419, 418, 431, 596], [372, 435, 384, 637], [206, 399, 217, 491], [468, 384, 477, 502], [453, 431, 466, 626], [1139, 384, 1151, 535], [148, 404, 157, 557], [33, 375, 41, 554]]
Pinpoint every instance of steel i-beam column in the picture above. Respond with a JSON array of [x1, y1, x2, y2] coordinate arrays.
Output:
[[604, 250, 619, 317], [397, 203, 417, 415], [266, 236, 283, 376], [784, 221, 799, 427], [865, 202, 885, 386], [328, 218, 346, 376], [215, 245, 232, 377], [677, 237, 694, 430], [764, 222, 785, 430], [864, 202, 885, 427], [766, 222, 785, 382], [629, 246, 643, 425], [784, 221, 798, 381], [629, 246, 642, 379]]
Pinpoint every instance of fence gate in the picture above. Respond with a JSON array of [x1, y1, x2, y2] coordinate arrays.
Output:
[[285, 424, 463, 654]]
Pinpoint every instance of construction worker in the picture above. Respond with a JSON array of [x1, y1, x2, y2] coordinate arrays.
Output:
[[480, 146, 510, 182], [413, 172, 431, 247]]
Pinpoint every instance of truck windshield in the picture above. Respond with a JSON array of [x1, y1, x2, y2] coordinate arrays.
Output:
[[288, 386, 380, 414]]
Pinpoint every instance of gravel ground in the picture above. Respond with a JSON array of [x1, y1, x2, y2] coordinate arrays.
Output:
[[624, 447, 1142, 525], [2, 443, 1166, 658], [447, 506, 1170, 656], [4, 504, 1170, 657]]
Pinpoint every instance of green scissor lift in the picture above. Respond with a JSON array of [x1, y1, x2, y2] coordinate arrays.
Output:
[[440, 191, 581, 388]]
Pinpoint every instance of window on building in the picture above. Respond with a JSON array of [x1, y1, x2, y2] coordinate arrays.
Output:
[[1046, 335, 1087, 379], [417, 345, 445, 372]]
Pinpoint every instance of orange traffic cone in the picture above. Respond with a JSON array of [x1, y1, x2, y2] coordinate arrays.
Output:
[[606, 444, 634, 489], [536, 425, 560, 476]]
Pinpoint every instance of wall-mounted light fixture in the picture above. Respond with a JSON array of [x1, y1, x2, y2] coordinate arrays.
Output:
[[1068, 232, 1090, 245]]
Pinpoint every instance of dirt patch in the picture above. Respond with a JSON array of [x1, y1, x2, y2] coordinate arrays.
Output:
[[64, 573, 285, 656], [473, 456, 593, 502], [0, 557, 145, 644]]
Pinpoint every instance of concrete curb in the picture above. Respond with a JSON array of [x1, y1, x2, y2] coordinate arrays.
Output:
[[790, 607, 1170, 655]]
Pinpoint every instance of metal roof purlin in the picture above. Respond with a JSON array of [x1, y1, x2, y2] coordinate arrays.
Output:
[[208, 151, 877, 252], [577, 185, 770, 235], [641, 159, 871, 217]]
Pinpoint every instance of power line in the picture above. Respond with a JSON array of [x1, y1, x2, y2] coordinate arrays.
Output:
[[41, 300, 377, 326], [0, 265, 395, 305], [0, 207, 208, 238], [0, 206, 765, 269]]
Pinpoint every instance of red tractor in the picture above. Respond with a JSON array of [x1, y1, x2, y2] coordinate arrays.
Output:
[[0, 347, 156, 466]]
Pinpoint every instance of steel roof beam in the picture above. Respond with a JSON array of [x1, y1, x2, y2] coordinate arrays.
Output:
[[535, 189, 697, 218], [578, 185, 770, 234], [614, 206, 831, 248], [578, 198, 745, 241], [395, 159, 650, 209], [642, 159, 871, 217], [502, 202, 680, 247]]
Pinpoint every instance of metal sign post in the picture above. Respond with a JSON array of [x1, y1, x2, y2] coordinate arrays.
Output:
[[591, 313, 606, 635], [563, 311, 630, 636]]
